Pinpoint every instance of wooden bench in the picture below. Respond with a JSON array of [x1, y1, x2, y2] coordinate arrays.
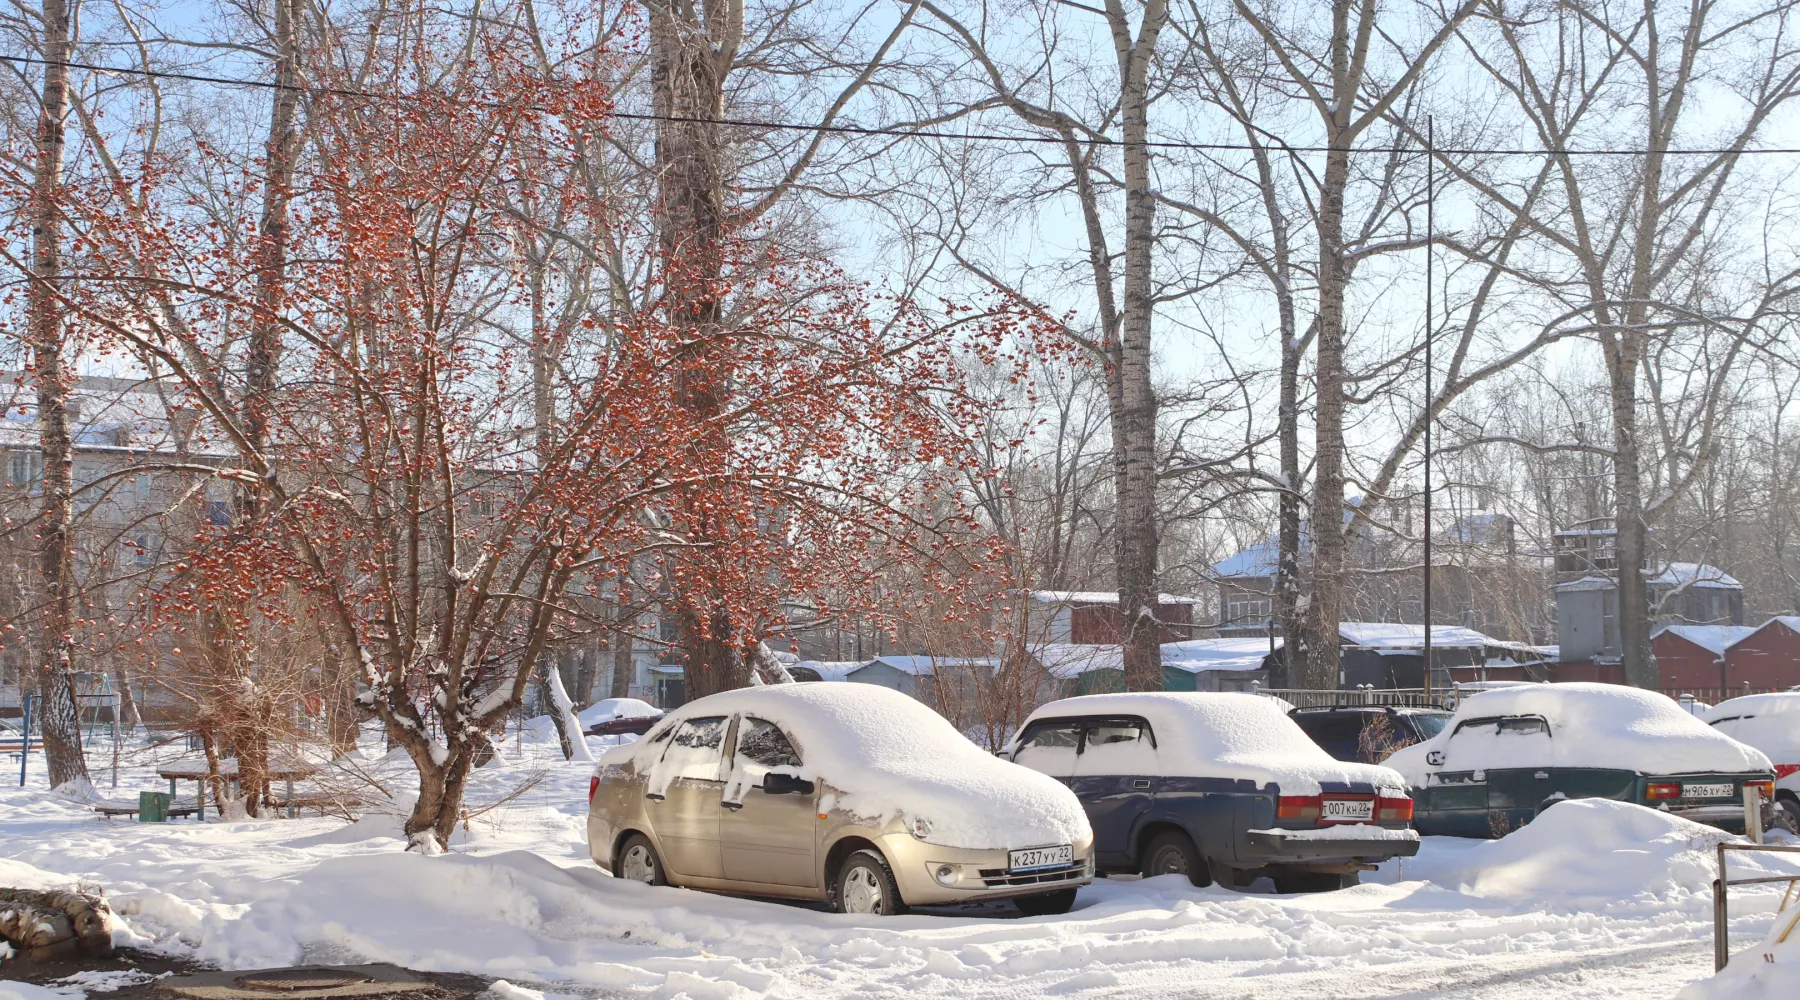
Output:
[[93, 801, 200, 819], [269, 793, 363, 817]]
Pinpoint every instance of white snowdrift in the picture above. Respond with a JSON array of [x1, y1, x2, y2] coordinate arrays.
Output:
[[1020, 692, 1406, 795], [1679, 903, 1800, 1000], [1705, 693, 1800, 766], [1386, 682, 1770, 786], [604, 684, 1089, 850], [1398, 798, 1740, 907]]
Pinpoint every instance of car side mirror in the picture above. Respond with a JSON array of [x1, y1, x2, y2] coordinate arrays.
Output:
[[1425, 750, 1445, 766], [762, 772, 815, 796]]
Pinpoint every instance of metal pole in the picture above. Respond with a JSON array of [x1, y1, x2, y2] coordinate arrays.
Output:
[[18, 693, 32, 786], [1714, 843, 1730, 971], [1423, 117, 1436, 701]]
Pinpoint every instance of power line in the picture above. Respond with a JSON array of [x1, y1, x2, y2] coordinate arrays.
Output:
[[6, 52, 1800, 158]]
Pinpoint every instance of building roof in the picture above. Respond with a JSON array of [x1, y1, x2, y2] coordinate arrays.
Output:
[[1652, 624, 1757, 656], [1027, 590, 1202, 606], [1558, 562, 1741, 592], [0, 372, 229, 457], [1160, 637, 1278, 674], [792, 660, 863, 681], [857, 655, 999, 677], [1337, 622, 1499, 651]]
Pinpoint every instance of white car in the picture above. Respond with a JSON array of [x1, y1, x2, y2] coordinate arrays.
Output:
[[1004, 692, 1418, 893], [1703, 692, 1800, 830], [587, 684, 1094, 915]]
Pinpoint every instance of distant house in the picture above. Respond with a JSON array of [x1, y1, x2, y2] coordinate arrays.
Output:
[[845, 654, 998, 701], [1209, 507, 1548, 642], [1556, 558, 1744, 663], [1025, 590, 1199, 645], [1651, 625, 1757, 689], [1722, 617, 1800, 689], [1160, 638, 1275, 692], [1333, 622, 1550, 689]]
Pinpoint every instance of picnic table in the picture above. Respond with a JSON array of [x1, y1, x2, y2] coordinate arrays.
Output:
[[156, 758, 318, 819]]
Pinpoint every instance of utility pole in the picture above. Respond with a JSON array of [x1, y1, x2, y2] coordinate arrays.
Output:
[[1422, 117, 1435, 701]]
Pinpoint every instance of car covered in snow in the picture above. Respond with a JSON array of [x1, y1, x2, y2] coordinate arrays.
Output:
[[1703, 692, 1800, 831], [587, 684, 1093, 915], [1003, 692, 1419, 893], [1387, 682, 1775, 837], [578, 697, 664, 738]]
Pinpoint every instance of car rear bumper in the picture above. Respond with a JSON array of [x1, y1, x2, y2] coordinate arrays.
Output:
[[1243, 825, 1421, 862], [882, 833, 1095, 905]]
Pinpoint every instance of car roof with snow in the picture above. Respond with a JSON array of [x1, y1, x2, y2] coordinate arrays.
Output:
[[1017, 691, 1407, 795], [1701, 692, 1800, 764], [1385, 682, 1771, 786], [606, 683, 1089, 851]]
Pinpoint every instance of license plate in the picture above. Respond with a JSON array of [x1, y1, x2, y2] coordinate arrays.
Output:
[[1009, 844, 1073, 872], [1684, 783, 1736, 799], [1321, 798, 1374, 822]]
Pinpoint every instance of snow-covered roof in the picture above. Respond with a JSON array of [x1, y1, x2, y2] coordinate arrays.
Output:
[[1210, 536, 1283, 579], [1027, 590, 1201, 606], [608, 684, 1088, 850], [792, 660, 862, 682], [1017, 692, 1406, 796], [1703, 693, 1800, 765], [1031, 643, 1123, 679], [1653, 624, 1756, 656], [1556, 574, 1616, 593], [1646, 562, 1741, 590], [1337, 622, 1497, 650], [1385, 682, 1771, 786], [1160, 637, 1278, 674], [0, 372, 229, 456], [858, 654, 997, 677]]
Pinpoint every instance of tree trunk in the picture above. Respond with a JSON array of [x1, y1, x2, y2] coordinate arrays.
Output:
[[611, 575, 634, 699], [29, 0, 88, 791], [1300, 133, 1352, 691], [242, 0, 300, 474], [1275, 329, 1304, 684], [534, 658, 576, 758], [648, 0, 748, 699], [1112, 1, 1167, 693]]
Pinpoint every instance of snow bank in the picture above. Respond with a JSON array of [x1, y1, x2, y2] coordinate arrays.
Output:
[[608, 684, 1088, 850], [1021, 692, 1406, 795], [1386, 682, 1770, 786], [575, 698, 660, 728], [1704, 693, 1800, 766], [0, 983, 79, 1000], [1678, 905, 1800, 1000]]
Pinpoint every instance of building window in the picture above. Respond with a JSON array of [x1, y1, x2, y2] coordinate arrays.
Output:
[[9, 451, 40, 490], [1226, 592, 1273, 623]]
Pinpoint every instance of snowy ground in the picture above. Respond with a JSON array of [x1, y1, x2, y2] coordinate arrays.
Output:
[[3, 721, 1799, 999]]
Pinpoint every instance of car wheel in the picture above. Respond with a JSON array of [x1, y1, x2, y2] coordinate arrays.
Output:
[[615, 833, 667, 886], [1273, 871, 1358, 893], [832, 849, 907, 916], [1140, 829, 1211, 887], [1775, 797, 1800, 835], [1013, 887, 1078, 916]]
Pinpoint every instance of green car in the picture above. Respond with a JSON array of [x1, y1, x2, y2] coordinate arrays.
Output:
[[1385, 683, 1774, 837]]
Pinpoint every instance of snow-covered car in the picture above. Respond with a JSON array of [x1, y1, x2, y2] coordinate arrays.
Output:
[[1003, 692, 1419, 893], [1703, 693, 1800, 830], [587, 684, 1093, 916], [1388, 683, 1775, 837]]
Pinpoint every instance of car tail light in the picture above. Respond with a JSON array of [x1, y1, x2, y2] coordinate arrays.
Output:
[[1277, 795, 1322, 824], [1646, 782, 1681, 800], [588, 776, 600, 802], [1747, 780, 1775, 799], [1376, 796, 1414, 822]]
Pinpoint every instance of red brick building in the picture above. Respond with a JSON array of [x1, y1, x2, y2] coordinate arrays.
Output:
[[1724, 617, 1800, 688], [1651, 625, 1756, 689], [1027, 591, 1197, 645]]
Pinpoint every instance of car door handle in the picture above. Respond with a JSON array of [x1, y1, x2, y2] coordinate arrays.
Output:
[[645, 793, 665, 801], [1534, 772, 1549, 780], [1132, 779, 1152, 789]]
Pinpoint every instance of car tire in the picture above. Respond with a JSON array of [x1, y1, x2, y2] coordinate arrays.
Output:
[[1140, 829, 1211, 887], [1775, 796, 1800, 835], [1014, 888, 1078, 916], [615, 833, 668, 886], [1273, 871, 1359, 893], [832, 849, 907, 916]]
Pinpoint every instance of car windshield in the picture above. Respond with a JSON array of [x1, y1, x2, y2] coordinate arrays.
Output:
[[1411, 713, 1450, 738]]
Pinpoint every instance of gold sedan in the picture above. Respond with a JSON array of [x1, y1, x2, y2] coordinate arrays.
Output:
[[587, 685, 1094, 916]]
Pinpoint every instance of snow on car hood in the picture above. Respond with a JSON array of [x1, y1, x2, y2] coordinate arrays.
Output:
[[604, 684, 1089, 851], [1702, 693, 1800, 766], [1386, 682, 1771, 787], [1019, 692, 1407, 796]]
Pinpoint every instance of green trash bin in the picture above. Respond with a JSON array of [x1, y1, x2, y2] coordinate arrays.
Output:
[[138, 790, 171, 823]]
